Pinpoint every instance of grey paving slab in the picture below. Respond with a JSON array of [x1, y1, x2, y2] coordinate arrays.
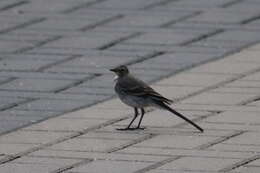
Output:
[[13, 98, 95, 112], [0, 78, 75, 92]]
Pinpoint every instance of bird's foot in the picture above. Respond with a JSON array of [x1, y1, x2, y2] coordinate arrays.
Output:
[[116, 127, 136, 131], [116, 127, 146, 131]]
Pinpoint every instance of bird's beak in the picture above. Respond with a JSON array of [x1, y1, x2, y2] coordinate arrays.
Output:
[[110, 68, 117, 72]]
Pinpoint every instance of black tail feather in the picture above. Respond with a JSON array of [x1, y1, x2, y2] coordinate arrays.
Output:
[[155, 101, 204, 132]]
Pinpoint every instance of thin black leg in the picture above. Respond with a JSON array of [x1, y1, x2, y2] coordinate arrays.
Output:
[[137, 108, 145, 129], [127, 107, 139, 128], [117, 107, 138, 131]]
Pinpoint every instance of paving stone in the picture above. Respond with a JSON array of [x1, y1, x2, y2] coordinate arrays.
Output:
[[181, 92, 257, 105], [90, 0, 160, 9], [0, 97, 26, 109], [0, 120, 29, 134], [26, 15, 115, 31], [0, 130, 73, 144], [61, 107, 130, 119], [125, 29, 213, 46], [210, 142, 260, 153], [69, 159, 151, 173], [79, 131, 143, 140], [153, 0, 235, 9], [62, 86, 114, 96], [42, 31, 133, 49], [191, 39, 248, 50], [0, 163, 57, 173], [119, 145, 253, 159], [205, 111, 260, 125], [0, 71, 89, 80], [0, 110, 58, 122], [0, 143, 38, 155], [0, 59, 55, 71], [207, 30, 260, 43], [224, 80, 260, 88], [158, 72, 234, 87], [134, 134, 217, 149], [186, 9, 259, 24], [13, 0, 88, 13], [104, 11, 195, 28], [0, 40, 32, 53], [0, 78, 75, 92], [223, 50, 260, 63], [13, 98, 93, 112], [234, 166, 260, 173], [248, 100, 260, 106], [224, 132, 260, 146], [57, 54, 141, 68], [188, 60, 260, 74], [24, 117, 106, 131], [13, 156, 81, 166], [211, 86, 260, 94], [159, 156, 240, 172], [30, 149, 168, 162], [48, 137, 132, 152]]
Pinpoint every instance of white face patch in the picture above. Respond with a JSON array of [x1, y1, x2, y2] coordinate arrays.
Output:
[[113, 75, 118, 81]]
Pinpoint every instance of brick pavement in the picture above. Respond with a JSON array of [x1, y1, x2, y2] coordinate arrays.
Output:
[[0, 0, 260, 172], [0, 43, 259, 172], [0, 0, 260, 134]]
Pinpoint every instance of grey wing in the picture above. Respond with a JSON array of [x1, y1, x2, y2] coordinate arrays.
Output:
[[118, 75, 173, 104]]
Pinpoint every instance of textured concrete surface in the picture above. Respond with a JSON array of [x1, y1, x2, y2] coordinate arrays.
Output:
[[0, 43, 259, 172], [0, 0, 260, 134]]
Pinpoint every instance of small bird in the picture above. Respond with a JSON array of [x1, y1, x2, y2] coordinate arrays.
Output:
[[110, 65, 203, 132]]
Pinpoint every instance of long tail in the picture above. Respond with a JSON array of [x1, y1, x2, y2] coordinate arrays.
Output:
[[155, 101, 204, 132]]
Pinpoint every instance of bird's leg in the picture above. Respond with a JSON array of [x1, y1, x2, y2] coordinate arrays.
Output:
[[136, 108, 145, 130], [117, 107, 138, 131], [127, 107, 139, 129]]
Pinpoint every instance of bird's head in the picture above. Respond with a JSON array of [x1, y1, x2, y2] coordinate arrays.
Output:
[[110, 65, 129, 77]]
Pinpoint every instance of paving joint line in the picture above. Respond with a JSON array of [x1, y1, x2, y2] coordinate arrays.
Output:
[[54, 73, 102, 93], [0, 17, 46, 35], [51, 158, 93, 173], [141, 0, 181, 10], [0, 0, 29, 12], [0, 77, 17, 86], [61, 0, 106, 13], [125, 51, 165, 67], [219, 154, 260, 172], [36, 54, 82, 72], [195, 130, 246, 150], [160, 11, 202, 28], [80, 14, 124, 31], [241, 13, 260, 24], [14, 35, 63, 54], [220, 0, 245, 8], [98, 32, 143, 50], [180, 29, 225, 46], [238, 94, 260, 106], [0, 98, 37, 111]]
